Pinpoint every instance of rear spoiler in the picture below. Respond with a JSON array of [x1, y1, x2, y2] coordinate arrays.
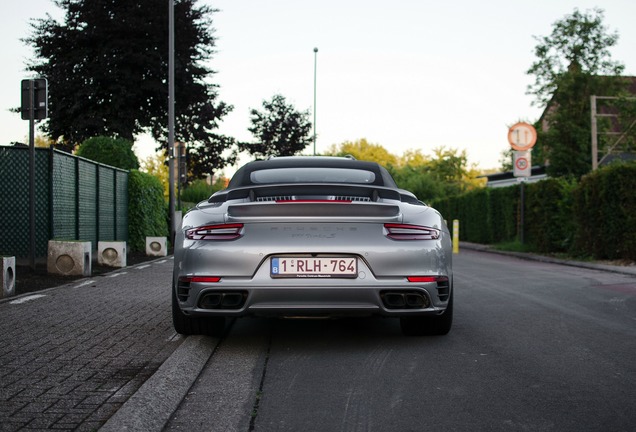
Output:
[[208, 183, 422, 205]]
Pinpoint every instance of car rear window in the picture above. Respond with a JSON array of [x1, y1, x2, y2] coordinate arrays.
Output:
[[250, 167, 376, 184]]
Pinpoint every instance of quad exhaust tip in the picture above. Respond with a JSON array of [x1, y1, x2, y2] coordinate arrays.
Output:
[[381, 291, 430, 309], [199, 291, 248, 310]]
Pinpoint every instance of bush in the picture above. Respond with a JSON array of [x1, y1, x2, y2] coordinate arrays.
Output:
[[459, 188, 491, 243], [128, 170, 168, 252], [525, 178, 576, 253], [180, 178, 226, 205], [431, 162, 636, 261], [76, 136, 140, 170], [488, 186, 518, 244], [572, 163, 636, 260]]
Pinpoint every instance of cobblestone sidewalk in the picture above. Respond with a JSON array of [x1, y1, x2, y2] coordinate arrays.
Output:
[[0, 258, 181, 431]]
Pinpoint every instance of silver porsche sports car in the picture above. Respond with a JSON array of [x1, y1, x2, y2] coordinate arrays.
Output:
[[172, 156, 453, 336]]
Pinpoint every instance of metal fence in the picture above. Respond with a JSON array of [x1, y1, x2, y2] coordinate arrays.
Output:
[[0, 145, 128, 258]]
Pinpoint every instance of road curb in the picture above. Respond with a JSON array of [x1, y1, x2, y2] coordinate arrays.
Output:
[[460, 242, 636, 277], [99, 335, 220, 432]]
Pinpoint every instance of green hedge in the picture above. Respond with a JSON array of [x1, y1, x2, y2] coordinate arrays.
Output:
[[180, 178, 224, 204], [128, 170, 168, 252], [430, 162, 636, 261], [488, 186, 518, 244], [572, 163, 636, 260], [525, 178, 576, 253]]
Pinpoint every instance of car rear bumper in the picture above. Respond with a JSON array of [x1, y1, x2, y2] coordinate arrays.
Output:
[[175, 282, 451, 318]]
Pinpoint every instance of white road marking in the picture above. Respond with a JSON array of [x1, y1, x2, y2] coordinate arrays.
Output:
[[10, 294, 47, 305]]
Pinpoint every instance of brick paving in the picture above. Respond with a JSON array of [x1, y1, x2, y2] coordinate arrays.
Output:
[[0, 258, 182, 431]]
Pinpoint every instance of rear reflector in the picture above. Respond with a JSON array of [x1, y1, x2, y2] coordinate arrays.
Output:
[[407, 276, 450, 286], [407, 276, 438, 283], [180, 276, 221, 283]]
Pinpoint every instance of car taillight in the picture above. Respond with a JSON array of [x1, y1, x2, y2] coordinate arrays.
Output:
[[185, 223, 244, 240], [384, 223, 440, 240]]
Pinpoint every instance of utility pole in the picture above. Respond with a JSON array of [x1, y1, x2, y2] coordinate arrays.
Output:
[[168, 0, 176, 242]]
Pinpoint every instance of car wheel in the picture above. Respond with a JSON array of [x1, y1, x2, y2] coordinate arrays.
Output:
[[400, 290, 453, 336], [172, 285, 226, 337]]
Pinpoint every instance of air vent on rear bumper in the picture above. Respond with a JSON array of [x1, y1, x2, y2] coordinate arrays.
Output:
[[177, 280, 191, 302], [436, 277, 450, 302]]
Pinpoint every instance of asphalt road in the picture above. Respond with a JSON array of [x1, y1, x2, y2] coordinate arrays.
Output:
[[2, 249, 635, 431], [164, 249, 636, 432]]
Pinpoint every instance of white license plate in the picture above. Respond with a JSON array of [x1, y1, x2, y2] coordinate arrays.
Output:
[[271, 257, 358, 278]]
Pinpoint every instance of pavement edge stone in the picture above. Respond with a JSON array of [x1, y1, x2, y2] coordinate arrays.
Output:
[[460, 242, 636, 276], [99, 335, 220, 432]]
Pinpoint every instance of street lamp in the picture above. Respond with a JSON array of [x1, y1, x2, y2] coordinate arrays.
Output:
[[313, 47, 318, 156]]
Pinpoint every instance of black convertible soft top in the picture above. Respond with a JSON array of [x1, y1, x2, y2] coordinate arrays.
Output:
[[226, 156, 398, 189]]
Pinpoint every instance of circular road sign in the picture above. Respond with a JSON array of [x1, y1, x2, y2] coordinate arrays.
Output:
[[508, 122, 537, 151], [515, 156, 529, 170]]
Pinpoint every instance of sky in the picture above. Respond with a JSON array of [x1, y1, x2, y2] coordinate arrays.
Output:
[[2, 0, 635, 173]]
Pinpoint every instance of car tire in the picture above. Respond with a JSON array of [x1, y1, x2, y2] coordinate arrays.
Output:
[[400, 290, 453, 336], [172, 285, 226, 337]]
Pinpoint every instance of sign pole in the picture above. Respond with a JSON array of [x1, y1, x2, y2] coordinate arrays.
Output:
[[508, 122, 537, 247], [519, 180, 525, 245], [28, 80, 36, 270], [21, 78, 47, 270]]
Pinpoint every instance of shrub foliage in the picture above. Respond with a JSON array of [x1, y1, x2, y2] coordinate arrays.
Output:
[[128, 170, 168, 252], [432, 163, 636, 261]]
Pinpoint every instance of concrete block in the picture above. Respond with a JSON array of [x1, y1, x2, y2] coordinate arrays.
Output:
[[47, 241, 92, 276], [146, 237, 167, 257], [98, 241, 127, 268], [1, 256, 15, 299]]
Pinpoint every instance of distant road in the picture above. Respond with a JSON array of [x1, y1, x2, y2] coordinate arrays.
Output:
[[166, 249, 636, 432]]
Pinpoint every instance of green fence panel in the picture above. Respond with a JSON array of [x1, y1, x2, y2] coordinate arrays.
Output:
[[78, 159, 98, 245], [0, 147, 51, 257], [98, 167, 115, 241], [52, 151, 77, 240], [0, 145, 128, 259], [115, 170, 129, 240]]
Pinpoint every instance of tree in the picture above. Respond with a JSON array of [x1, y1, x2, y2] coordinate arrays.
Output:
[[35, 135, 56, 148], [141, 152, 169, 199], [526, 8, 626, 178], [326, 140, 481, 201], [242, 94, 312, 158], [25, 0, 235, 174], [75, 136, 139, 170], [324, 138, 398, 166]]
